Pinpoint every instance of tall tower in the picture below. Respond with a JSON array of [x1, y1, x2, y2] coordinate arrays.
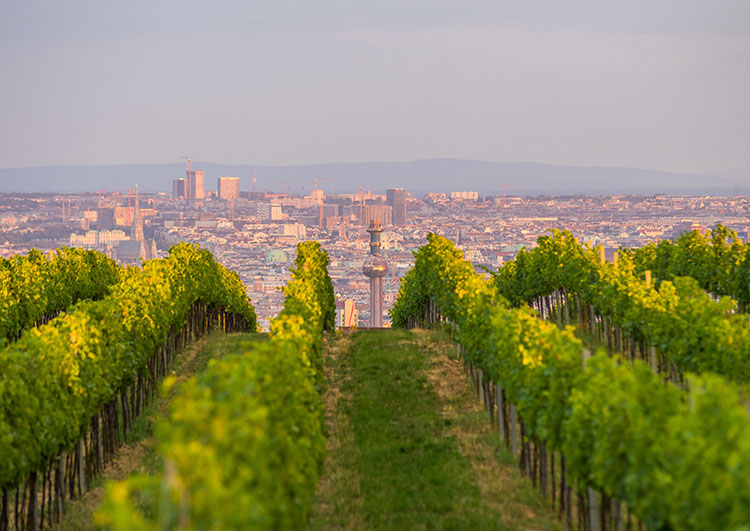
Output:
[[217, 176, 240, 200], [187, 170, 204, 199], [387, 188, 407, 226], [172, 178, 186, 199], [362, 219, 388, 327], [132, 184, 144, 242]]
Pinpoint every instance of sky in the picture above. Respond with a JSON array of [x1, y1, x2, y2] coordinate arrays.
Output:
[[0, 1, 749, 174]]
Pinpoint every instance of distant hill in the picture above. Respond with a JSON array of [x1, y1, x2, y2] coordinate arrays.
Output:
[[0, 158, 737, 196], [701, 168, 750, 182]]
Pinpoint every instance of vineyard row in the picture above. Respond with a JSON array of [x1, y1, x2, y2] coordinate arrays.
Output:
[[0, 243, 256, 531], [495, 229, 750, 383], [392, 233, 750, 531], [0, 248, 120, 344], [96, 241, 336, 530]]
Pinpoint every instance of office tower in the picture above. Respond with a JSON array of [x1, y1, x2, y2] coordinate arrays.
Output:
[[217, 176, 240, 200], [172, 178, 186, 199], [320, 203, 340, 228], [387, 188, 407, 226], [362, 204, 392, 227], [187, 170, 205, 199], [97, 208, 115, 230], [321, 204, 340, 218], [362, 219, 388, 327]]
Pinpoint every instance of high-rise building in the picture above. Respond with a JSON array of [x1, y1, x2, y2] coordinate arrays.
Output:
[[217, 177, 240, 200], [97, 208, 115, 230], [320, 203, 340, 228], [387, 188, 407, 226], [187, 170, 205, 199], [362, 219, 388, 327], [257, 202, 283, 222], [321, 204, 340, 218], [172, 178, 187, 199], [362, 204, 392, 227]]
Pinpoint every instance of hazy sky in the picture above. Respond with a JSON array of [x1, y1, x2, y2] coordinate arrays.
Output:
[[1, 1, 748, 173]]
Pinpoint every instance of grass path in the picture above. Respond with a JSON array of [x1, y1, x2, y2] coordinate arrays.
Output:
[[57, 331, 261, 530], [311, 329, 559, 530]]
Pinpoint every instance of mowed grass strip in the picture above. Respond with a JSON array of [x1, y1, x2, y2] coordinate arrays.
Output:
[[309, 334, 366, 529], [413, 329, 561, 531], [341, 329, 506, 530]]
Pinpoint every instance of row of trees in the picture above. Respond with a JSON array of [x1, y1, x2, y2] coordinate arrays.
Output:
[[391, 233, 750, 530], [96, 241, 336, 529], [0, 248, 120, 344], [0, 243, 256, 530]]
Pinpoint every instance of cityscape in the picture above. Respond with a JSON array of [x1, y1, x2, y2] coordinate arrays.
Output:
[[3, 164, 750, 329]]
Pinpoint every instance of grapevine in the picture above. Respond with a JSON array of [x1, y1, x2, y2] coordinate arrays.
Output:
[[96, 241, 335, 529], [0, 247, 121, 344], [391, 233, 750, 530], [494, 229, 750, 383], [0, 243, 256, 530]]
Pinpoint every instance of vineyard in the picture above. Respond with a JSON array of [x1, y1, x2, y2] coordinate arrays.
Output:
[[95, 241, 335, 529], [0, 244, 257, 530], [628, 224, 750, 309], [392, 233, 750, 530], [4, 231, 750, 530], [0, 248, 120, 344], [493, 227, 750, 383]]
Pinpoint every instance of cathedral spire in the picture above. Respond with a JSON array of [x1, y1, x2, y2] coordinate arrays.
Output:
[[132, 184, 144, 242]]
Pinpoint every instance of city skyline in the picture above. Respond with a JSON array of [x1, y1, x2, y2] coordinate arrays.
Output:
[[4, 184, 750, 329], [1, 157, 746, 196]]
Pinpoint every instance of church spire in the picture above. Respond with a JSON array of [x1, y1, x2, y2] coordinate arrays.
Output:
[[132, 184, 144, 242]]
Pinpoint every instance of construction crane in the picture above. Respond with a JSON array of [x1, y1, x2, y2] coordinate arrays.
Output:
[[281, 179, 288, 195], [500, 184, 517, 207], [310, 178, 333, 196], [180, 155, 200, 174], [310, 179, 334, 229], [122, 188, 132, 225], [359, 187, 365, 227], [61, 198, 72, 222]]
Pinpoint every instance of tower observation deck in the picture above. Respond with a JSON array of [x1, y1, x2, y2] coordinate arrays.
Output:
[[362, 219, 388, 327]]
